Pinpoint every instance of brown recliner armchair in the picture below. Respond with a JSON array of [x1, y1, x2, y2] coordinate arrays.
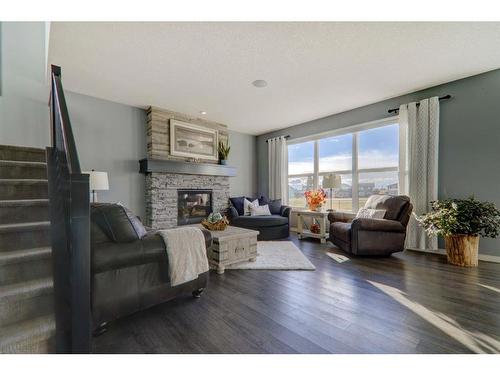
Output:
[[328, 195, 413, 256]]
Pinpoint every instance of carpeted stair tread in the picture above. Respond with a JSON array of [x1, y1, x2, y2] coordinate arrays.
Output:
[[0, 144, 46, 163], [0, 160, 46, 167], [0, 315, 55, 353], [0, 277, 53, 300], [0, 160, 47, 179], [0, 221, 51, 252], [0, 179, 48, 200], [0, 178, 48, 183], [0, 199, 49, 225], [0, 279, 53, 327], [0, 247, 51, 266], [0, 221, 51, 233], [0, 198, 48, 206]]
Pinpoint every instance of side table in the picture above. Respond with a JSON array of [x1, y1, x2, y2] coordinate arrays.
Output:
[[295, 209, 329, 244]]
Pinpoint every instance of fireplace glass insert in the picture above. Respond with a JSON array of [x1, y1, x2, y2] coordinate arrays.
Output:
[[177, 189, 213, 225]]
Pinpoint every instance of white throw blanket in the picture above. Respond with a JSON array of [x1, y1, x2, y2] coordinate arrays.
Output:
[[158, 227, 209, 287]]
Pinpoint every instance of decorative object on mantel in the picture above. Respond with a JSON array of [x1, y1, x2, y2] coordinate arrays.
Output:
[[170, 119, 218, 161], [201, 212, 229, 231], [304, 188, 327, 212], [322, 173, 342, 211], [218, 139, 231, 165], [417, 196, 500, 267], [83, 169, 109, 203]]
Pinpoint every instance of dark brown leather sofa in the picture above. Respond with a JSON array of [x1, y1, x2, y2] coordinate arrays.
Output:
[[328, 195, 413, 256], [91, 203, 210, 331]]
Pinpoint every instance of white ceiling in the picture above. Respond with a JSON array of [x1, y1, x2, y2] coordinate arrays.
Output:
[[49, 22, 500, 135]]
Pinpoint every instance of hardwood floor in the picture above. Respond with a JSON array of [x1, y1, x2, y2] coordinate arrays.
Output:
[[93, 237, 500, 354]]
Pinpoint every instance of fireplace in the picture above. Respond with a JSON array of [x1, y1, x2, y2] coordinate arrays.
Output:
[[177, 189, 213, 225]]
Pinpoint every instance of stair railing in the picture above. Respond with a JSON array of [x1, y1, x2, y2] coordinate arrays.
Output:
[[46, 65, 91, 353]]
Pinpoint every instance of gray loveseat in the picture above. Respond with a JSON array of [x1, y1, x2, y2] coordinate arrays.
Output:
[[227, 196, 291, 240], [328, 195, 413, 256]]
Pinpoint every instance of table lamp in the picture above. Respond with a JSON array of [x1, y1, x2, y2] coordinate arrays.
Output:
[[322, 173, 341, 211], [84, 170, 109, 203]]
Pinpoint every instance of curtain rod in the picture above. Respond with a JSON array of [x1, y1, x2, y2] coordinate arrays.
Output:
[[266, 135, 291, 143], [388, 94, 451, 114]]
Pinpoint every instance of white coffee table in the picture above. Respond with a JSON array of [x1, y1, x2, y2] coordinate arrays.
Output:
[[195, 225, 259, 274]]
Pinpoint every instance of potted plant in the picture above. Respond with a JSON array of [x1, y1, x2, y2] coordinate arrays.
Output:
[[218, 140, 230, 165], [417, 196, 500, 267]]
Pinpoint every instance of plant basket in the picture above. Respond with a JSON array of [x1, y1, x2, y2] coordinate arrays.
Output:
[[444, 234, 479, 267], [201, 217, 229, 231]]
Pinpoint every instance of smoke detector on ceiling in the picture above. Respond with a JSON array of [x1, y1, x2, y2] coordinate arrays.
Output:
[[252, 80, 268, 88]]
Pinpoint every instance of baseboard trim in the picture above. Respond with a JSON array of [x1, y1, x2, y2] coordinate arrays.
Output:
[[292, 229, 500, 263], [406, 248, 500, 264]]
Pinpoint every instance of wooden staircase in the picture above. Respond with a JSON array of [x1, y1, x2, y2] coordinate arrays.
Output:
[[0, 145, 55, 353]]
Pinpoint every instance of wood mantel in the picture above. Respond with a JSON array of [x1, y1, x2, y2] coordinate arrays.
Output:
[[139, 158, 237, 177]]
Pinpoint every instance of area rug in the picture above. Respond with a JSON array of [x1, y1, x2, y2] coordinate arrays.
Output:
[[225, 241, 316, 271]]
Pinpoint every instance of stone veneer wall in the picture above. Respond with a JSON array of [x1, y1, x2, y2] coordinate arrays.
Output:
[[146, 172, 230, 229]]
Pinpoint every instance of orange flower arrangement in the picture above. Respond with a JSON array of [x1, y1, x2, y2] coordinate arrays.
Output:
[[304, 189, 327, 211]]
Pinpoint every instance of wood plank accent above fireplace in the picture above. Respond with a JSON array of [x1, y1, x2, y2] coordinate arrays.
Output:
[[146, 107, 229, 162]]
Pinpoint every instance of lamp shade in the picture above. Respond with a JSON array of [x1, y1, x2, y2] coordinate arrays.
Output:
[[322, 173, 341, 189], [84, 171, 109, 191]]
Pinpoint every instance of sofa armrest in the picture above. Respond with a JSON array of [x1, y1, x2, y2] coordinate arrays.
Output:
[[280, 205, 292, 217], [351, 218, 405, 233], [328, 211, 356, 223]]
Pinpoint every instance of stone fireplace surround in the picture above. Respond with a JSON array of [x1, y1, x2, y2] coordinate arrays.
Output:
[[143, 107, 233, 229], [146, 172, 230, 229]]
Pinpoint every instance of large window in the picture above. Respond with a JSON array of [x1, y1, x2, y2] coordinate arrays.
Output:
[[287, 119, 401, 212]]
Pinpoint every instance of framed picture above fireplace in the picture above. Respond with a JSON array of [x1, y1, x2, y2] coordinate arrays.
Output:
[[170, 119, 219, 161]]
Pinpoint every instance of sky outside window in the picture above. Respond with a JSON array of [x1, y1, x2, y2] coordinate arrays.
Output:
[[358, 124, 399, 169], [288, 141, 314, 174], [319, 133, 352, 172]]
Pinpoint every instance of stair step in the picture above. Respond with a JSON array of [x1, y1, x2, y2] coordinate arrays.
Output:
[[0, 145, 46, 163], [0, 222, 51, 252], [0, 278, 53, 327], [0, 179, 48, 200], [0, 199, 49, 224], [0, 160, 47, 179], [0, 247, 52, 284], [0, 315, 55, 353]]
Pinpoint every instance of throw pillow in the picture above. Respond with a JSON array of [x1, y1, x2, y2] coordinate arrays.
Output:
[[229, 196, 245, 216], [250, 204, 272, 216], [91, 203, 141, 243], [355, 208, 386, 219], [267, 199, 282, 215], [120, 204, 147, 239], [258, 196, 269, 205], [244, 198, 259, 216]]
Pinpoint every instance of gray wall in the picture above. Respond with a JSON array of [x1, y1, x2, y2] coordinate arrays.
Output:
[[64, 92, 258, 218], [65, 92, 147, 218], [257, 69, 500, 256], [228, 130, 257, 197], [0, 22, 50, 147]]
